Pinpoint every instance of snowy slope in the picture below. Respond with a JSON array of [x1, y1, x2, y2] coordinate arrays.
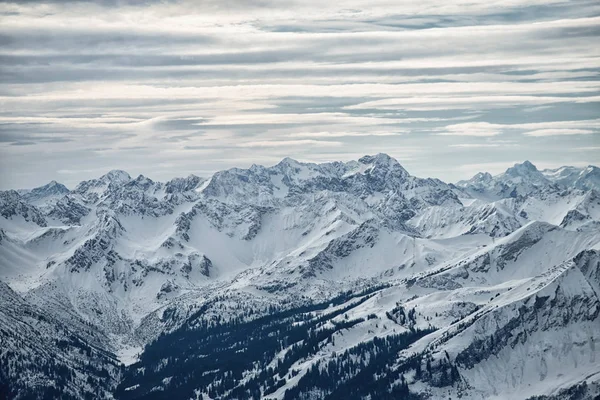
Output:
[[542, 165, 600, 192], [0, 282, 120, 399], [1, 154, 599, 399]]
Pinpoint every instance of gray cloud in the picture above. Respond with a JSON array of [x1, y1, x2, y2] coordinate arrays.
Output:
[[0, 0, 599, 189]]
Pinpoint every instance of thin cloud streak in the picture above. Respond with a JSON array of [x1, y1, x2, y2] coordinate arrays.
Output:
[[523, 129, 596, 137]]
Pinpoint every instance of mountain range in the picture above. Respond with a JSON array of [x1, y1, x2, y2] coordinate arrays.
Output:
[[1, 154, 599, 399]]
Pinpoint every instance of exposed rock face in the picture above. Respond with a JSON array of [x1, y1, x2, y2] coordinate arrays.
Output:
[[0, 190, 47, 226]]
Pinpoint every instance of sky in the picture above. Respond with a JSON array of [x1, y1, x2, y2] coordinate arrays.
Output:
[[0, 0, 599, 189]]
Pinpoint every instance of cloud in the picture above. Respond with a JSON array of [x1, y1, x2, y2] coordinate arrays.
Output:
[[344, 94, 600, 112], [435, 119, 600, 138], [523, 128, 595, 136], [437, 122, 503, 136], [449, 143, 500, 148], [235, 139, 343, 148], [10, 141, 36, 146], [0, 0, 599, 188], [289, 131, 401, 138], [571, 146, 600, 151]]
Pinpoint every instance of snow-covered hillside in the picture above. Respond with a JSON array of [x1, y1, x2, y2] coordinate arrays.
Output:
[[1, 154, 599, 399]]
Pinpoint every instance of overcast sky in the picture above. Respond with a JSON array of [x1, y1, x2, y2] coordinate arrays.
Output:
[[0, 0, 599, 189]]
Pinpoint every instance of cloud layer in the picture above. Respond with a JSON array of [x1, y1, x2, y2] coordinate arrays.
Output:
[[0, 0, 599, 188]]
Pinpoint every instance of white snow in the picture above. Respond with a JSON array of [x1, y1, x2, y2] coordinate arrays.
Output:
[[1, 154, 599, 399]]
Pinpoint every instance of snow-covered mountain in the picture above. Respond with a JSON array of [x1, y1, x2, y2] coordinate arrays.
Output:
[[1, 154, 599, 399], [542, 165, 600, 192], [17, 180, 70, 207]]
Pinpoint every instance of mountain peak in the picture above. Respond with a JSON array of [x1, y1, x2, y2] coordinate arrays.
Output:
[[358, 153, 408, 175], [36, 180, 69, 193], [130, 174, 154, 188], [505, 160, 542, 178], [463, 171, 493, 185], [18, 180, 70, 205], [165, 174, 204, 193], [475, 171, 492, 180], [521, 160, 536, 170], [101, 170, 131, 184], [359, 153, 393, 164], [276, 157, 302, 168]]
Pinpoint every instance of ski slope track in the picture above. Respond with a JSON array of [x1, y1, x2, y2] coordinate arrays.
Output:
[[1, 154, 599, 399]]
